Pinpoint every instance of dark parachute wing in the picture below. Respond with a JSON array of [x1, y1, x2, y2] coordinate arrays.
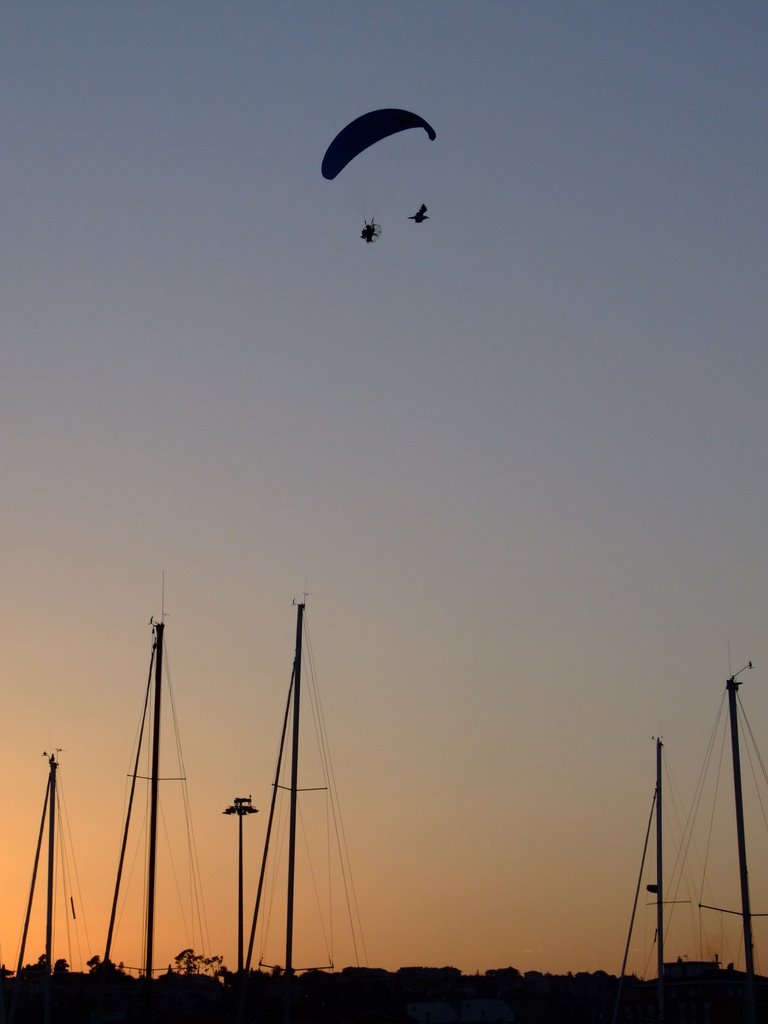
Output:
[[321, 108, 436, 181]]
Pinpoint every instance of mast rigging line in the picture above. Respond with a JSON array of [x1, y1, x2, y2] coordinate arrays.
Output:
[[303, 618, 368, 967], [658, 752, 698, 956], [738, 692, 768, 838], [259, 794, 291, 963], [244, 665, 295, 976], [13, 778, 49, 975], [107, 626, 211, 972], [275, 785, 328, 793], [699, 903, 768, 918], [155, 796, 209, 954], [655, 690, 727, 963], [611, 787, 656, 1024], [689, 681, 767, 971], [12, 761, 91, 978], [54, 772, 92, 969], [298, 803, 333, 968], [243, 611, 367, 975], [698, 712, 729, 912], [660, 663, 761, 1014], [106, 647, 155, 963], [664, 688, 754, 963], [163, 642, 212, 958], [132, 775, 187, 781], [9, 773, 50, 1024]]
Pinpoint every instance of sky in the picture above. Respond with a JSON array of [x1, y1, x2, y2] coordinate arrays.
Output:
[[1, 0, 768, 981]]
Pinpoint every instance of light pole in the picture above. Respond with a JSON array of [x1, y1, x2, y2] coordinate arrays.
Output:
[[223, 796, 258, 974]]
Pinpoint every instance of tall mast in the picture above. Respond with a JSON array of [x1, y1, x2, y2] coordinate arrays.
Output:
[[105, 651, 155, 964], [654, 737, 664, 1024], [9, 767, 52, 1024], [245, 672, 294, 972], [44, 752, 58, 1024], [726, 663, 756, 1024], [285, 602, 305, 1023], [237, 671, 295, 1024], [610, 782, 656, 1024], [144, 620, 165, 1015]]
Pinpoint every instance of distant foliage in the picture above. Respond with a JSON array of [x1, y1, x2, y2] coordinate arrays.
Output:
[[21, 955, 48, 975], [173, 948, 225, 977], [86, 955, 127, 976]]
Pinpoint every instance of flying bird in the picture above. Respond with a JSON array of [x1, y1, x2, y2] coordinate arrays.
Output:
[[408, 204, 429, 223]]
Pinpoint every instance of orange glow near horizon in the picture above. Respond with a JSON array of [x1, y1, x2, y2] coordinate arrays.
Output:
[[3, 624, 768, 982]]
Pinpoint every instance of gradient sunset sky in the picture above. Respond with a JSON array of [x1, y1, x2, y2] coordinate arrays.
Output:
[[2, 1, 768, 981]]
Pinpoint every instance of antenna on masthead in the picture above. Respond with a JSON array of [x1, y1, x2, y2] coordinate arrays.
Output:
[[728, 662, 753, 687]]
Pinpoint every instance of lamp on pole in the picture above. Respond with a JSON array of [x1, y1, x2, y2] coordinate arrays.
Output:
[[223, 796, 258, 974]]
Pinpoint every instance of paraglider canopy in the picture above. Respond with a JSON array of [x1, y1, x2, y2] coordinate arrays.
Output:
[[321, 108, 436, 181]]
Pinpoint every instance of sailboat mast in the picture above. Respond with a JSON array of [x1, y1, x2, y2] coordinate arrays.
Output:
[[145, 621, 165, 988], [44, 753, 57, 1024], [45, 754, 57, 968], [105, 652, 155, 964], [285, 602, 305, 1014], [654, 737, 664, 1024], [244, 671, 294, 973], [236, 672, 296, 1024], [726, 666, 756, 1024]]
